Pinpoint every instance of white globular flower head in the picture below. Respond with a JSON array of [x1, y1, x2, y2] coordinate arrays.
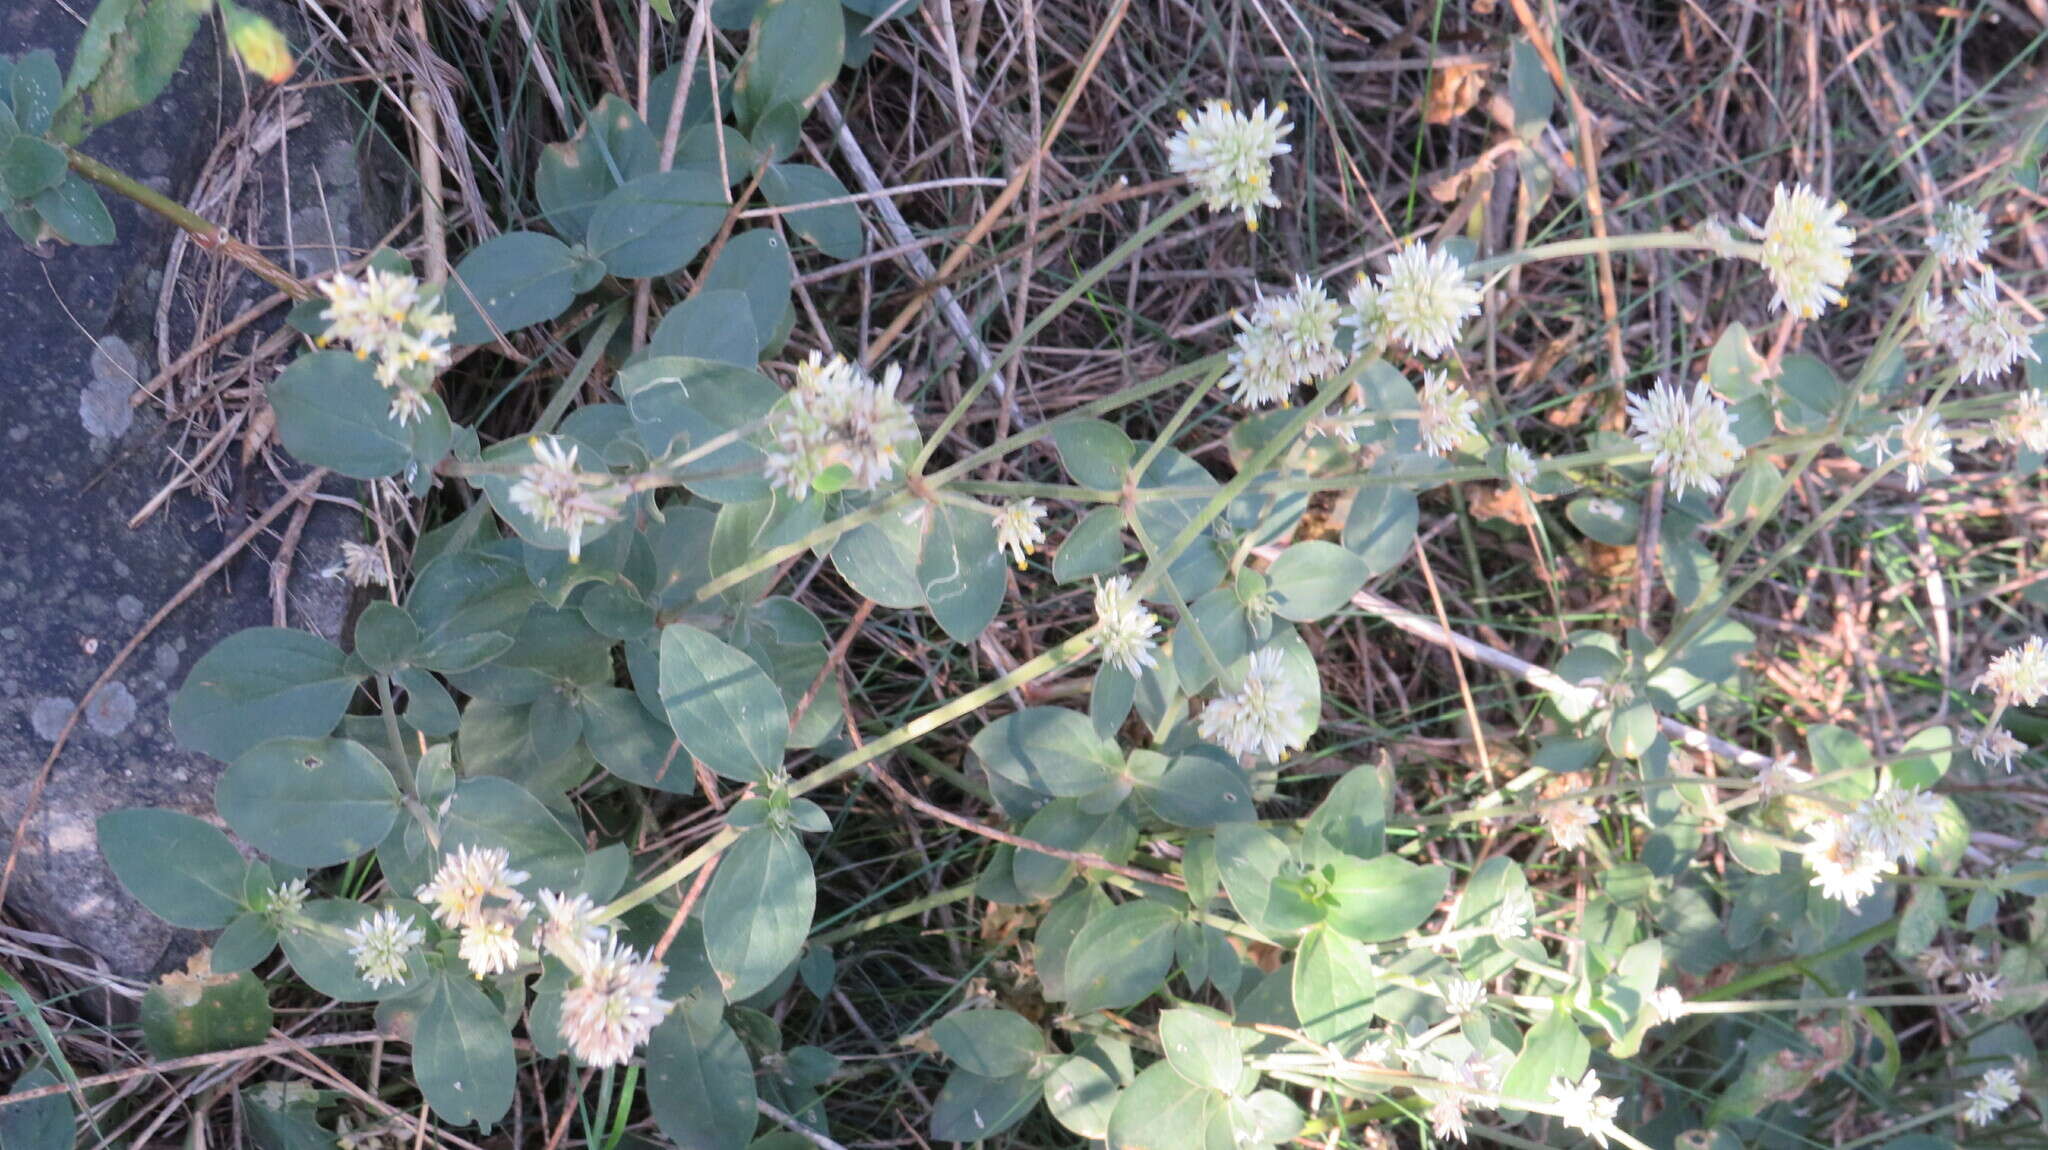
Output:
[[1092, 576, 1160, 675], [1196, 647, 1312, 762], [1223, 277, 1346, 408], [345, 907, 425, 990], [535, 889, 608, 967], [1849, 786, 1943, 864], [1166, 99, 1292, 230], [1977, 635, 2048, 707], [416, 844, 531, 931], [1340, 274, 1388, 354], [315, 267, 453, 424], [1541, 798, 1599, 851], [1416, 369, 1480, 458], [1649, 986, 1685, 1024], [1963, 1065, 2023, 1126], [458, 914, 523, 978], [558, 934, 674, 1067], [1800, 815, 1895, 910], [1503, 442, 1539, 488], [763, 353, 917, 499], [1888, 407, 1954, 492], [1937, 272, 2041, 385], [1626, 378, 1744, 498], [1440, 977, 1488, 1017], [992, 499, 1048, 569], [264, 878, 310, 922], [1996, 390, 2048, 452], [1376, 242, 1484, 358], [1929, 201, 1991, 266], [1489, 884, 1535, 941], [508, 437, 626, 563], [1746, 182, 1855, 319], [1549, 1069, 1623, 1147]]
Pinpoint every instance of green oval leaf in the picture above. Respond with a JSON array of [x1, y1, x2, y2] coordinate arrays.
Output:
[[413, 970, 516, 1128], [171, 627, 358, 762], [932, 1008, 1044, 1079], [702, 826, 814, 1000], [1266, 541, 1368, 622], [268, 351, 417, 479], [970, 707, 1119, 799], [760, 163, 861, 259], [215, 736, 402, 868], [588, 166, 727, 278], [1063, 899, 1179, 1014], [658, 623, 789, 783], [919, 502, 1008, 643], [446, 231, 583, 346], [1322, 856, 1450, 943], [97, 809, 249, 929], [647, 997, 758, 1150]]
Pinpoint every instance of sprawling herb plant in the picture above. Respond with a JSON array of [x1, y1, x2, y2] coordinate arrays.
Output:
[[3, 2, 2045, 1148]]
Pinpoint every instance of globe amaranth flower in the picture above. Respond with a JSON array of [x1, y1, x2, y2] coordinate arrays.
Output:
[[508, 437, 626, 563], [458, 914, 523, 978], [1929, 201, 1991, 265], [1799, 815, 1894, 910], [1935, 272, 2041, 384], [558, 934, 674, 1067], [263, 878, 310, 924], [1541, 797, 1599, 851], [991, 498, 1047, 569], [1503, 442, 1539, 488], [1978, 635, 2048, 707], [1964, 1065, 2023, 1125], [1548, 1069, 1623, 1147], [1848, 786, 1942, 864], [763, 352, 917, 499], [1166, 99, 1292, 230], [1439, 977, 1487, 1017], [1376, 241, 1484, 358], [1416, 369, 1480, 458], [315, 267, 453, 425], [1996, 390, 2048, 452], [1744, 182, 1855, 319], [1489, 884, 1535, 941], [1196, 647, 1313, 762], [1340, 274, 1388, 354], [345, 907, 425, 989], [416, 844, 530, 931], [535, 889, 608, 967], [1223, 276, 1347, 408], [1626, 378, 1744, 498], [1092, 575, 1160, 675]]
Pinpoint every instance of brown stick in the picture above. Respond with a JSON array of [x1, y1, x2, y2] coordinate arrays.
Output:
[[0, 1029, 381, 1108]]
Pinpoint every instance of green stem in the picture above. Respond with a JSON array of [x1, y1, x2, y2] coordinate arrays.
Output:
[[63, 145, 310, 300], [1467, 230, 1715, 277], [809, 881, 978, 945]]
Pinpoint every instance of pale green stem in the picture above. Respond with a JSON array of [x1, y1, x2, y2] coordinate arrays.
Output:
[[810, 881, 979, 945]]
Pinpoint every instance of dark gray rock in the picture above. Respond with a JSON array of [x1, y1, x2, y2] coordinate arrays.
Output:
[[0, 4, 388, 978]]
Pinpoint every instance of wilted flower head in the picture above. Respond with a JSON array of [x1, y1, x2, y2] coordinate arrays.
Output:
[[1800, 815, 1894, 910], [1745, 182, 1855, 319], [1416, 370, 1480, 458], [1930, 201, 1991, 266], [992, 499, 1048, 569], [1963, 1065, 2023, 1125], [416, 844, 530, 931], [1754, 755, 1813, 797], [315, 267, 452, 424], [764, 353, 917, 499], [1376, 242, 1484, 358], [1964, 972, 2005, 1014], [328, 540, 389, 588], [1625, 378, 1744, 498], [1549, 1069, 1623, 1147], [1937, 273, 2041, 385], [1167, 99, 1292, 229], [1541, 797, 1599, 851], [1884, 407, 1954, 492], [1197, 647, 1312, 762], [1978, 635, 2048, 707], [345, 907, 424, 990], [1092, 576, 1160, 675], [558, 935, 674, 1066], [1967, 726, 2026, 773], [1996, 390, 2048, 452], [508, 437, 625, 563]]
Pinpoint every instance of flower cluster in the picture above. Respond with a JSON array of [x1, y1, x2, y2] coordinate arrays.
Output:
[[509, 437, 627, 563], [348, 847, 673, 1066], [1197, 647, 1312, 761], [1549, 1070, 1623, 1147], [1798, 785, 1942, 909], [1373, 241, 1484, 359], [327, 540, 390, 588], [763, 353, 917, 499], [1977, 635, 2048, 708], [1743, 182, 1856, 318], [1964, 1065, 2024, 1126], [1874, 406, 1954, 493], [1167, 100, 1292, 229], [1923, 272, 2040, 384], [992, 498, 1047, 568], [1996, 389, 2048, 452], [315, 268, 455, 425], [1929, 201, 1991, 266], [1223, 276, 1347, 408], [1626, 378, 1744, 498], [1092, 575, 1160, 675], [1416, 370, 1480, 458]]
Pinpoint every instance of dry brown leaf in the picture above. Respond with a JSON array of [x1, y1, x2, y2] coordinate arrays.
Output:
[[1425, 60, 1491, 125]]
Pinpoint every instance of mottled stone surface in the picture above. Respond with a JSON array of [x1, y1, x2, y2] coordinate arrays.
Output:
[[0, 4, 383, 977]]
